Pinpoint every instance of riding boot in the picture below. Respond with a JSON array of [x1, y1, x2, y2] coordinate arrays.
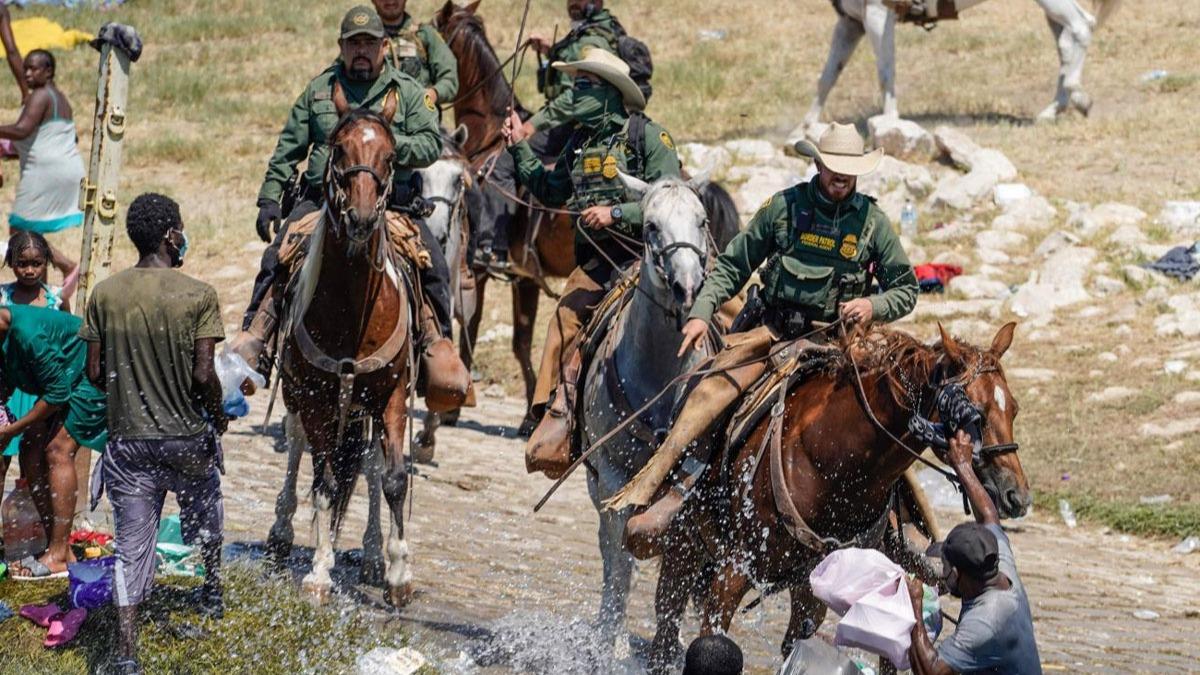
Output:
[[624, 457, 710, 560], [525, 344, 582, 479], [417, 300, 471, 414]]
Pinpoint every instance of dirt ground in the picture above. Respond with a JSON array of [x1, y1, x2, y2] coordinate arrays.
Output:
[[213, 393, 1200, 674]]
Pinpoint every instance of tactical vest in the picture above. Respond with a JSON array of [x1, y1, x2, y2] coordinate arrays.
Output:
[[759, 186, 878, 321], [567, 120, 637, 211], [386, 28, 429, 83]]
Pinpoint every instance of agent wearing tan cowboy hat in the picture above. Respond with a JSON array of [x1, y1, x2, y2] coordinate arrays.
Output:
[[609, 122, 918, 552], [502, 47, 681, 478]]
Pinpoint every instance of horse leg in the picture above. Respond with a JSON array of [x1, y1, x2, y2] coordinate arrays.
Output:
[[595, 505, 636, 655], [446, 276, 487, 428], [648, 538, 698, 675], [380, 385, 414, 608], [266, 413, 305, 572], [802, 14, 866, 128], [782, 584, 827, 659], [700, 561, 752, 635], [1037, 0, 1093, 120], [863, 0, 898, 118], [513, 277, 541, 436], [360, 429, 386, 587], [301, 437, 337, 604], [413, 412, 439, 465]]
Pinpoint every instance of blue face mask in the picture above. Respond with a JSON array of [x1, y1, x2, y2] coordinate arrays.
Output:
[[169, 229, 189, 267]]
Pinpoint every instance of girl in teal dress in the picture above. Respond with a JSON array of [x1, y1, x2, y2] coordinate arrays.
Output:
[[0, 304, 106, 577]]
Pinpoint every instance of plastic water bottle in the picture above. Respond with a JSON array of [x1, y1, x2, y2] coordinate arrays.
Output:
[[214, 349, 266, 418], [900, 201, 918, 238], [1058, 499, 1077, 528], [2, 479, 47, 562]]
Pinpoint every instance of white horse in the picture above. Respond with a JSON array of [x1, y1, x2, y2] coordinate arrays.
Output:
[[801, 0, 1121, 128], [578, 174, 713, 655]]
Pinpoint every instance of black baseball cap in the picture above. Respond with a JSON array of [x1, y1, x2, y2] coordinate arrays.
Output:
[[340, 5, 385, 40], [927, 522, 1000, 580]]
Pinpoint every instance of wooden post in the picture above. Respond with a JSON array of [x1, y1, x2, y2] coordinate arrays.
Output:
[[73, 39, 133, 529]]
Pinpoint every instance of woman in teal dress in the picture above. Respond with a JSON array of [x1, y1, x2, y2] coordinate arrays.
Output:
[[0, 303, 105, 578]]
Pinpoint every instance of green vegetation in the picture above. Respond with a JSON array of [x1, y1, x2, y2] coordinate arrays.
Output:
[[0, 562, 401, 674], [1037, 491, 1200, 540]]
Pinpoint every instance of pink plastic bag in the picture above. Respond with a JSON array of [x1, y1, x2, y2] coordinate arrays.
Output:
[[835, 575, 917, 669], [809, 547, 903, 616]]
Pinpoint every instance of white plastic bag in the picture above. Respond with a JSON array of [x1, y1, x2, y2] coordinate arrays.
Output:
[[834, 575, 917, 670], [214, 349, 265, 417], [809, 547, 903, 616]]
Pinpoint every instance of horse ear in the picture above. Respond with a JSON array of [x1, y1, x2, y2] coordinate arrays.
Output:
[[938, 322, 968, 364], [465, 0, 482, 14], [332, 80, 350, 118], [453, 123, 469, 146], [990, 321, 1016, 359], [381, 88, 399, 124], [618, 171, 650, 200], [686, 167, 712, 193]]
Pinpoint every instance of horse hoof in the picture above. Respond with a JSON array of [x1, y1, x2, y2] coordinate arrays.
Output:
[[517, 414, 538, 439], [360, 559, 386, 588], [265, 537, 293, 571], [387, 582, 416, 608], [301, 578, 333, 605], [412, 434, 436, 465]]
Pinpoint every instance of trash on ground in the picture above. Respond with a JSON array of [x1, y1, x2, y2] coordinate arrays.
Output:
[[1139, 494, 1173, 506], [1058, 499, 1077, 528], [697, 29, 727, 41], [1132, 609, 1160, 621], [1140, 69, 1169, 83], [1163, 360, 1189, 375], [356, 646, 428, 675], [1172, 536, 1200, 554]]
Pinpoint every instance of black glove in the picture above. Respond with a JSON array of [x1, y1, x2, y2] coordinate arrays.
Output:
[[255, 199, 283, 243]]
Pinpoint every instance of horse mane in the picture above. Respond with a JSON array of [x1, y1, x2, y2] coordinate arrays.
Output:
[[445, 11, 528, 118]]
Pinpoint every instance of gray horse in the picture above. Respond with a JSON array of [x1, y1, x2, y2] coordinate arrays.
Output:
[[578, 173, 716, 654]]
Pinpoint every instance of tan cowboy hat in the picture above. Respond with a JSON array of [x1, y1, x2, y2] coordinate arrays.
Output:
[[793, 122, 884, 176], [552, 46, 646, 112]]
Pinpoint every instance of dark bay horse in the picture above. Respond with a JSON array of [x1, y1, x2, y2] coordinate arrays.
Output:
[[266, 90, 418, 608], [433, 0, 741, 433], [648, 323, 1031, 670]]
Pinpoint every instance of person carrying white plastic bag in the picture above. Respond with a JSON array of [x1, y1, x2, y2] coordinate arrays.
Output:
[[810, 547, 917, 669]]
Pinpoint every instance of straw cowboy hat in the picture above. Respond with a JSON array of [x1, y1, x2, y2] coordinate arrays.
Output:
[[793, 122, 883, 176], [552, 46, 646, 112]]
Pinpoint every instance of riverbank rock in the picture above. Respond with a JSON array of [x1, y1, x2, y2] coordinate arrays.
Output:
[[947, 275, 1011, 300], [724, 138, 779, 163], [1069, 202, 1147, 238], [1087, 387, 1138, 404], [1155, 293, 1200, 338], [991, 194, 1056, 232], [858, 155, 936, 199], [868, 115, 937, 162], [1158, 201, 1200, 234], [1008, 246, 1096, 319], [678, 142, 733, 178]]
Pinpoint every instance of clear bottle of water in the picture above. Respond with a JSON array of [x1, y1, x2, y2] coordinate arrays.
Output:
[[1058, 499, 1077, 528], [900, 201, 918, 238]]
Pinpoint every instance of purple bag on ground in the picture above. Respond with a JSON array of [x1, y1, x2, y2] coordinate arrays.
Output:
[[68, 556, 116, 610]]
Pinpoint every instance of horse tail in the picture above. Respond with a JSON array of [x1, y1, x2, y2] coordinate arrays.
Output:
[[1090, 0, 1121, 28], [699, 181, 740, 251], [329, 424, 368, 537]]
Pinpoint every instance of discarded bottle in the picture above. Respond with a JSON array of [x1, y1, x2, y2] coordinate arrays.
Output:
[[901, 201, 918, 239], [2, 479, 47, 562], [779, 637, 864, 674], [1172, 536, 1200, 554], [1058, 499, 1077, 528]]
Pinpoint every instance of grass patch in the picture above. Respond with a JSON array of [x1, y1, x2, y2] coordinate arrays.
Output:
[[1036, 491, 1200, 540], [0, 562, 402, 674]]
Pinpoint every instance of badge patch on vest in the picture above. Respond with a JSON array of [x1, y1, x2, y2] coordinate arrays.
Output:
[[424, 92, 436, 111], [799, 232, 836, 251], [602, 155, 619, 179], [659, 131, 674, 150], [394, 39, 419, 59], [583, 156, 603, 174], [840, 234, 859, 259]]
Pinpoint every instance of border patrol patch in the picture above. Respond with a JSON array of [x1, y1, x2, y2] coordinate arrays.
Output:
[[583, 157, 602, 174], [659, 131, 674, 150], [353, 13, 369, 26], [840, 234, 859, 259], [602, 155, 619, 180], [424, 92, 436, 111]]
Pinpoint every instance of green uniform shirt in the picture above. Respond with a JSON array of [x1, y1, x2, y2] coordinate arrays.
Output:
[[80, 268, 225, 441], [3, 304, 107, 450], [384, 14, 459, 104], [691, 178, 918, 325], [509, 112, 680, 259], [257, 62, 442, 205], [530, 9, 621, 133]]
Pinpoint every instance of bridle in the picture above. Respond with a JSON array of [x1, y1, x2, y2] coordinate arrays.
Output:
[[324, 119, 396, 250], [641, 195, 712, 327]]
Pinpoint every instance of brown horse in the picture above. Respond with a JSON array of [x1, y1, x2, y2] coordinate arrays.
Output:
[[647, 322, 1031, 671], [266, 92, 417, 608], [434, 0, 576, 433]]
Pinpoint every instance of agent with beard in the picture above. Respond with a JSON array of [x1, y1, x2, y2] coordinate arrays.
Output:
[[608, 123, 918, 548], [502, 48, 680, 476], [236, 6, 463, 395], [906, 430, 1043, 674]]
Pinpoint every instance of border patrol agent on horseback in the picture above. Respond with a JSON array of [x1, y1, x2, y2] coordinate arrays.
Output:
[[501, 47, 681, 478], [609, 123, 919, 545], [233, 6, 466, 399], [479, 0, 648, 270], [371, 0, 459, 110]]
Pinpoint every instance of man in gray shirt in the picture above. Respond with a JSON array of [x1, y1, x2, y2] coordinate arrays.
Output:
[[907, 430, 1042, 674]]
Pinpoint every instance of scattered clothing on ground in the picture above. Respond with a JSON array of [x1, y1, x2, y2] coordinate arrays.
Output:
[[914, 262, 963, 293], [1143, 243, 1200, 281]]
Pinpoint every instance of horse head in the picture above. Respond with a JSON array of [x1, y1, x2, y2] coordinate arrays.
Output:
[[421, 125, 471, 247], [619, 173, 711, 322], [324, 82, 398, 255], [434, 0, 481, 34], [936, 322, 1032, 519]]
